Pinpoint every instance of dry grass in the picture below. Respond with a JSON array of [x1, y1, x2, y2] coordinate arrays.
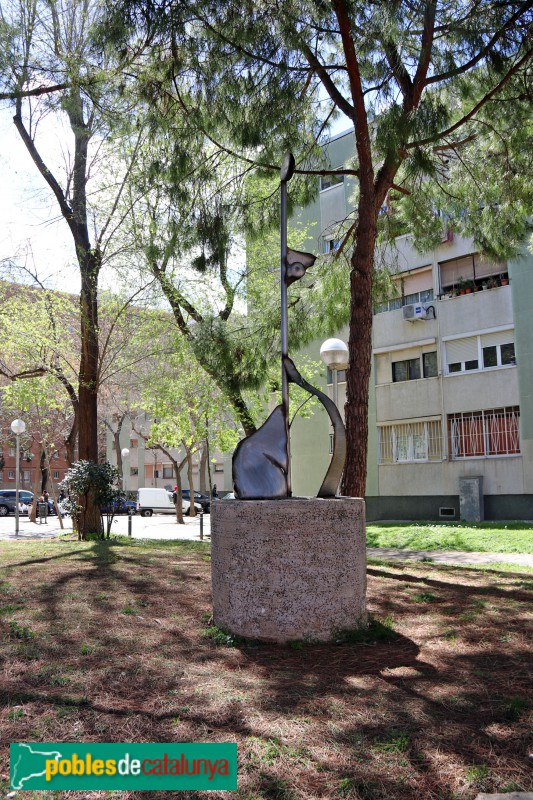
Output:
[[0, 536, 531, 800]]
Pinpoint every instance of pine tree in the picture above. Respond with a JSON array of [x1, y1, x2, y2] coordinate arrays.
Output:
[[104, 0, 533, 496]]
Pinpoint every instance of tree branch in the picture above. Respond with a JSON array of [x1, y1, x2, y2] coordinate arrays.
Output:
[[301, 42, 355, 119], [0, 82, 69, 101], [405, 46, 533, 149]]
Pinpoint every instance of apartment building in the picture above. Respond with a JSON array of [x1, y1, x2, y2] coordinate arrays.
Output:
[[289, 129, 533, 520], [0, 437, 70, 494], [105, 413, 226, 493]]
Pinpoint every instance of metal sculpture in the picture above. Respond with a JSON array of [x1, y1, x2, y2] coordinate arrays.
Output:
[[232, 153, 347, 500]]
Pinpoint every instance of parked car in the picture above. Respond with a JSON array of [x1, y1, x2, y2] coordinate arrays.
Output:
[[181, 489, 211, 513], [99, 499, 137, 515], [0, 490, 34, 516], [136, 487, 202, 518]]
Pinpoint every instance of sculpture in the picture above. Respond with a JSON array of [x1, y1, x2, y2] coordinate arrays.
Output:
[[232, 153, 346, 499]]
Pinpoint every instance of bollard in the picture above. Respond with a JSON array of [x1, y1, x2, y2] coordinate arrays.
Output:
[[199, 511, 204, 541], [128, 510, 132, 537]]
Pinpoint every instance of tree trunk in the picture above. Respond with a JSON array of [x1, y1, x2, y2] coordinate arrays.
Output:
[[40, 449, 48, 493], [77, 254, 102, 537], [341, 221, 377, 500], [173, 463, 185, 524], [185, 448, 196, 518], [199, 442, 208, 494]]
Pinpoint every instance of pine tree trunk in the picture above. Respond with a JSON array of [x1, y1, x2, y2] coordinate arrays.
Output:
[[341, 222, 376, 500]]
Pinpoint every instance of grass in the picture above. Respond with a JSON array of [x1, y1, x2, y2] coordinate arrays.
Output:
[[0, 535, 532, 800], [366, 521, 533, 553]]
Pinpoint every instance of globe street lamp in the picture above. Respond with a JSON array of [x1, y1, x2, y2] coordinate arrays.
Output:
[[121, 448, 130, 493], [320, 338, 349, 410], [10, 419, 26, 536]]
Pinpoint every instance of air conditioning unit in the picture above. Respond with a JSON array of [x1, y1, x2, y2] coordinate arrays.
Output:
[[403, 303, 430, 322]]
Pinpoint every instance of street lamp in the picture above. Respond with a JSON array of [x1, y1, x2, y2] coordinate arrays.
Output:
[[10, 419, 26, 536], [320, 338, 349, 410], [121, 448, 130, 493]]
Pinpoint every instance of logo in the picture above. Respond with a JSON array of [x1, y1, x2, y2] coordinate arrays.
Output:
[[11, 743, 237, 791]]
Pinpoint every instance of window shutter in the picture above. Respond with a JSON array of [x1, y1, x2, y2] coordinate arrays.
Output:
[[481, 330, 514, 348], [401, 268, 433, 295], [439, 255, 475, 288], [446, 336, 478, 365]]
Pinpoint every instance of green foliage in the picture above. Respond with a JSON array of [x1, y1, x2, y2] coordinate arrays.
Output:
[[371, 730, 410, 754], [334, 616, 397, 645], [9, 619, 34, 640], [202, 624, 244, 647], [60, 461, 120, 538]]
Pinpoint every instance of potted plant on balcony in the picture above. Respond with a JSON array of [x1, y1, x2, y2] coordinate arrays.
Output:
[[500, 274, 509, 286], [487, 276, 498, 289], [464, 279, 474, 294], [457, 276, 467, 295]]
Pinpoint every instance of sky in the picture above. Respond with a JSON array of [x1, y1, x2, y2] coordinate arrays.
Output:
[[0, 110, 80, 290], [0, 102, 352, 297]]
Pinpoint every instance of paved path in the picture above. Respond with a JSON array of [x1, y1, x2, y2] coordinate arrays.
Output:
[[0, 515, 531, 568], [367, 546, 533, 568]]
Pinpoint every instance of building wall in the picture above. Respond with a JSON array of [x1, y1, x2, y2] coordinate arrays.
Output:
[[105, 414, 226, 493]]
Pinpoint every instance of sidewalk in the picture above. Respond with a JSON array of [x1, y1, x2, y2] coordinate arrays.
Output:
[[367, 546, 533, 568], [0, 512, 212, 543], [0, 514, 531, 568]]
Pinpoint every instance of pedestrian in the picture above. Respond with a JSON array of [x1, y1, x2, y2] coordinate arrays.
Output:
[[212, 484, 219, 498]]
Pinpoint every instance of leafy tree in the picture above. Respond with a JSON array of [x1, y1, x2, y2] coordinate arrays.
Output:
[[133, 338, 240, 522], [60, 460, 120, 540], [0, 0, 149, 532], [105, 0, 533, 496]]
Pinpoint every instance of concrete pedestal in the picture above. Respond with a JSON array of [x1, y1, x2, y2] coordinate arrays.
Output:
[[211, 497, 367, 643]]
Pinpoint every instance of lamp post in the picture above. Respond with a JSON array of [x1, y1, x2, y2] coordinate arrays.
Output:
[[320, 338, 349, 410], [11, 419, 26, 536], [121, 448, 130, 493]]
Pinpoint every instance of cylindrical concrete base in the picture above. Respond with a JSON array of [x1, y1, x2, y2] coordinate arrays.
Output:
[[211, 497, 367, 643]]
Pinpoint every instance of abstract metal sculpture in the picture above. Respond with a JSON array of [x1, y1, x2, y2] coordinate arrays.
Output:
[[232, 153, 347, 500]]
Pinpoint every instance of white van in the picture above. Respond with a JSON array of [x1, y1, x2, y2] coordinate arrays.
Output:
[[136, 488, 201, 518]]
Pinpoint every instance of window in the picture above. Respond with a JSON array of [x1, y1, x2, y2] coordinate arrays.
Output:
[[8, 471, 15, 480], [439, 253, 508, 293], [445, 331, 515, 374], [23, 470, 30, 481], [130, 467, 139, 476], [448, 407, 520, 459], [392, 352, 437, 382], [319, 172, 344, 191], [162, 465, 173, 479], [423, 352, 438, 378], [214, 465, 224, 473], [482, 342, 515, 368], [0, 471, 3, 480], [9, 447, 15, 457], [392, 358, 420, 382], [322, 238, 341, 253], [404, 289, 434, 305], [378, 420, 443, 464], [53, 470, 59, 480]]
